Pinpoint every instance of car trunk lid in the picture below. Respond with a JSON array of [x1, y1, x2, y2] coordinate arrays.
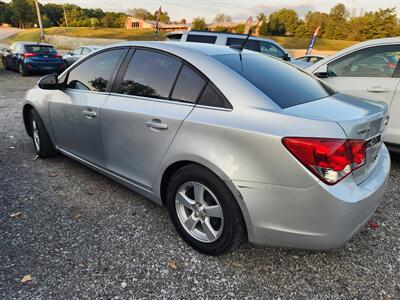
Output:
[[283, 93, 389, 184]]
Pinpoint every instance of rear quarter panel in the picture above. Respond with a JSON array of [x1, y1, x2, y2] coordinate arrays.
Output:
[[156, 105, 347, 191]]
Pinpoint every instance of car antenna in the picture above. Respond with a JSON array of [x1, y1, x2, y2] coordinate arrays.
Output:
[[230, 16, 265, 52]]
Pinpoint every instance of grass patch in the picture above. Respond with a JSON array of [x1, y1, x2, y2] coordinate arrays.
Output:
[[265, 35, 357, 51], [4, 27, 357, 51], [5, 27, 165, 44]]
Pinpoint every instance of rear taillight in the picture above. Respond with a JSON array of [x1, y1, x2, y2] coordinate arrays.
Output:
[[53, 54, 62, 58], [23, 53, 38, 58], [282, 137, 366, 185]]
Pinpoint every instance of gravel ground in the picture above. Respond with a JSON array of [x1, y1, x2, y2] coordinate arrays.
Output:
[[0, 66, 399, 300]]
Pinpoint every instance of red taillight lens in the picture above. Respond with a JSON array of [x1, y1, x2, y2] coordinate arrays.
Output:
[[282, 137, 366, 185], [53, 53, 62, 58], [23, 53, 38, 58], [387, 62, 396, 68]]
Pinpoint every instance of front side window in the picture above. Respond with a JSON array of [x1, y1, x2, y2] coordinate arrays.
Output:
[[328, 45, 400, 78], [72, 47, 82, 55], [187, 34, 217, 44], [67, 48, 126, 92], [259, 41, 285, 59], [214, 53, 334, 109], [120, 50, 182, 98], [81, 48, 91, 55], [226, 38, 260, 52]]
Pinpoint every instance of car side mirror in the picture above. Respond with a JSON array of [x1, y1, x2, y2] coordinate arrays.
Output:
[[313, 64, 330, 78], [68, 51, 73, 55], [283, 53, 291, 61], [38, 74, 59, 90]]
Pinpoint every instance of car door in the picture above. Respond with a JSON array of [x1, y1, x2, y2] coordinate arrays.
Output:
[[314, 44, 400, 144], [101, 48, 207, 189], [50, 47, 128, 167]]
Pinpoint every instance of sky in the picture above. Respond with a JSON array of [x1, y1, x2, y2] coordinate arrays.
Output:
[[29, 0, 400, 21]]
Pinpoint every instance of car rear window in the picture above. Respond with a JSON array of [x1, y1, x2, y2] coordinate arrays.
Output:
[[24, 45, 56, 53], [213, 53, 335, 108], [187, 34, 217, 44]]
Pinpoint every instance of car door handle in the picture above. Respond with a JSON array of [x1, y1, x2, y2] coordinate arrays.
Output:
[[367, 86, 390, 93], [145, 119, 168, 130], [82, 110, 97, 118]]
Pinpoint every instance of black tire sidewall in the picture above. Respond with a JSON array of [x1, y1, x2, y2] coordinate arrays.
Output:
[[166, 165, 244, 255], [30, 109, 56, 158], [19, 63, 28, 76]]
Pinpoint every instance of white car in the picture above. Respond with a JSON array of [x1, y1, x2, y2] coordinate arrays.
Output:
[[306, 37, 400, 149], [166, 30, 293, 62]]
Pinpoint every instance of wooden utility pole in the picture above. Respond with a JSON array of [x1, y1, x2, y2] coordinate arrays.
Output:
[[63, 4, 69, 28], [34, 0, 45, 42]]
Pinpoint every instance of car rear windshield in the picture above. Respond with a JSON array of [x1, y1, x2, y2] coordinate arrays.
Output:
[[24, 45, 56, 53], [213, 53, 335, 108]]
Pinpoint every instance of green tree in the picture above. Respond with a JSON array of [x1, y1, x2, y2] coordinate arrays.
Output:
[[235, 24, 245, 34], [102, 12, 126, 28], [127, 8, 154, 20], [214, 13, 232, 23], [324, 3, 349, 39], [294, 21, 308, 37], [43, 3, 63, 26], [0, 1, 13, 24], [10, 0, 36, 28], [90, 17, 100, 29], [267, 9, 299, 35], [191, 17, 207, 30], [303, 11, 329, 37], [154, 10, 170, 23]]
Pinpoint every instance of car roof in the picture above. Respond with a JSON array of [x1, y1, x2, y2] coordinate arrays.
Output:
[[180, 30, 280, 44], [17, 42, 53, 47], [109, 40, 247, 57]]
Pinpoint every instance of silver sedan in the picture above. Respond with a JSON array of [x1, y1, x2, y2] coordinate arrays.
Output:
[[22, 42, 391, 255]]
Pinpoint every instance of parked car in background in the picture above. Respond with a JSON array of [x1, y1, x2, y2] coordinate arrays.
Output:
[[166, 30, 294, 62], [296, 54, 325, 64], [306, 37, 400, 148], [63, 45, 102, 67], [23, 42, 390, 255], [2, 42, 64, 76]]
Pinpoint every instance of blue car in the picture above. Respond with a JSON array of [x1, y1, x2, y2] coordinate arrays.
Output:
[[2, 42, 65, 76]]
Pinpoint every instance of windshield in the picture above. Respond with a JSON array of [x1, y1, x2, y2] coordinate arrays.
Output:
[[24, 45, 56, 54], [213, 53, 335, 108]]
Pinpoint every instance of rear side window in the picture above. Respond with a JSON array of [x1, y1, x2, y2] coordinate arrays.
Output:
[[167, 33, 183, 40], [214, 54, 334, 108], [67, 48, 127, 92], [197, 83, 232, 109], [24, 45, 56, 53], [120, 50, 182, 98], [226, 38, 260, 52], [259, 41, 286, 59], [187, 34, 217, 44], [171, 65, 206, 103]]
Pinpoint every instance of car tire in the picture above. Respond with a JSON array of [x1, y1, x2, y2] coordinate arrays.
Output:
[[30, 109, 57, 158], [3, 58, 9, 70], [166, 164, 245, 255], [19, 63, 29, 76]]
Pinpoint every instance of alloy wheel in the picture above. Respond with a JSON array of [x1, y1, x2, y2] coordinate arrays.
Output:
[[175, 181, 224, 243], [32, 119, 40, 152]]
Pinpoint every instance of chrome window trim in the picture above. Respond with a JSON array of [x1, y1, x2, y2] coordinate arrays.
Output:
[[108, 92, 196, 107]]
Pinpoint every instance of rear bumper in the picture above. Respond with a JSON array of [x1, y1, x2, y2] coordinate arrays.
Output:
[[235, 144, 391, 250], [24, 61, 64, 73]]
